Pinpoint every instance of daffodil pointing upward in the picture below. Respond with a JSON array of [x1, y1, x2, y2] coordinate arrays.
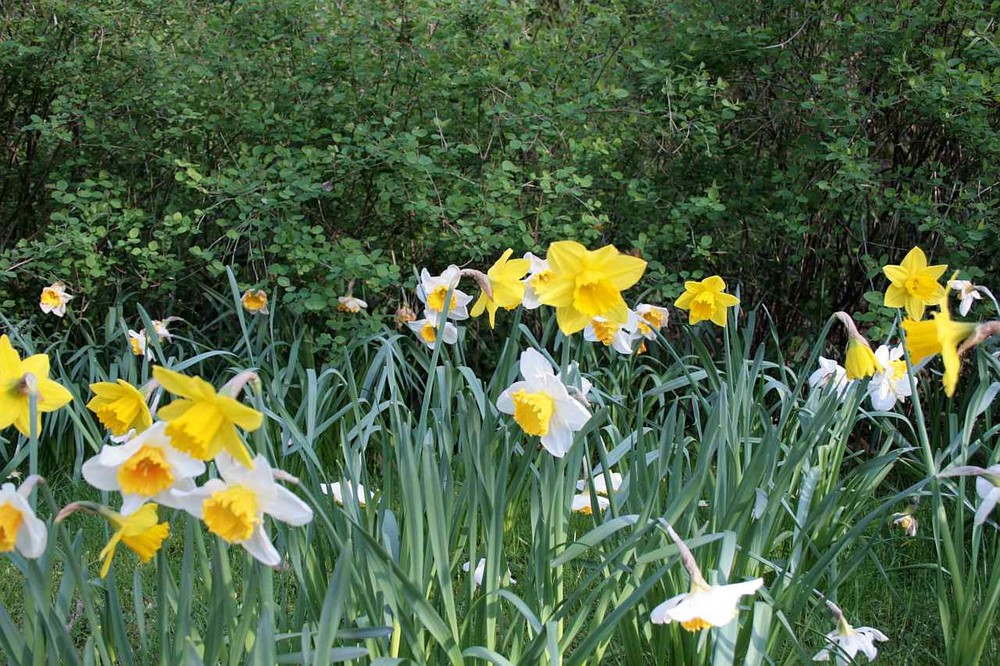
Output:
[[0, 335, 73, 437], [882, 246, 947, 321]]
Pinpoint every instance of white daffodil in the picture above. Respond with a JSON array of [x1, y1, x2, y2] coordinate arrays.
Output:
[[337, 296, 368, 313], [416, 266, 472, 320], [407, 311, 459, 349], [939, 465, 1000, 526], [868, 345, 913, 411], [892, 512, 918, 537], [241, 289, 269, 315], [39, 282, 73, 317], [462, 558, 516, 588], [808, 357, 849, 398], [584, 310, 641, 355], [634, 304, 669, 340], [0, 476, 47, 559], [497, 348, 592, 458], [171, 453, 313, 566], [950, 279, 983, 317], [82, 421, 205, 515], [128, 330, 154, 361], [814, 602, 888, 663], [152, 319, 173, 342], [521, 252, 553, 310], [576, 470, 623, 495], [571, 492, 610, 515], [320, 481, 372, 507]]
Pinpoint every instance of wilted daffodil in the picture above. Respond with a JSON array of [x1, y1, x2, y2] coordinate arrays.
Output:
[[901, 294, 976, 397], [82, 422, 205, 515], [891, 506, 919, 537], [813, 600, 888, 663], [337, 296, 367, 313], [417, 265, 473, 320], [882, 246, 947, 321], [834, 312, 880, 380], [867, 345, 914, 411], [533, 241, 647, 335], [496, 348, 592, 458], [407, 310, 459, 349], [674, 276, 740, 328], [86, 379, 153, 437], [0, 335, 73, 437], [152, 366, 263, 467], [0, 476, 47, 559], [58, 502, 170, 579], [470, 249, 531, 328], [650, 523, 764, 631], [521, 252, 552, 310], [241, 289, 269, 315], [39, 282, 73, 317], [172, 453, 313, 566]]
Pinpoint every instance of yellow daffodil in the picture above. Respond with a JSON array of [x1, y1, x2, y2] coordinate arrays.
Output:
[[241, 289, 269, 315], [882, 246, 947, 321], [0, 476, 47, 558], [901, 295, 976, 397], [98, 503, 170, 578], [533, 241, 647, 335], [0, 335, 73, 437], [834, 312, 881, 380], [39, 282, 73, 317], [152, 367, 263, 467], [470, 249, 531, 328], [86, 379, 153, 437], [674, 276, 740, 327]]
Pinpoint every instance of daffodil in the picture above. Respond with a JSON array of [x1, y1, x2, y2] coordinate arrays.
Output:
[[81, 421, 205, 515], [0, 335, 73, 437], [0, 476, 47, 558], [834, 312, 880, 380], [521, 252, 553, 310], [151, 318, 175, 342], [417, 266, 473, 320], [337, 296, 368, 313], [469, 249, 531, 328], [939, 465, 1000, 526], [241, 289, 269, 315], [496, 348, 592, 458], [901, 295, 977, 397], [128, 330, 153, 361], [533, 241, 647, 335], [950, 279, 983, 317], [808, 357, 850, 398], [39, 282, 73, 317], [882, 246, 947, 321], [171, 453, 313, 566], [320, 481, 372, 507], [97, 503, 170, 578], [576, 470, 623, 495], [86, 379, 153, 437], [152, 366, 263, 467], [891, 510, 919, 537], [571, 492, 610, 515], [584, 310, 640, 354], [395, 304, 417, 328], [674, 276, 740, 328], [463, 558, 515, 588], [407, 311, 459, 349], [634, 303, 669, 339], [813, 601, 888, 663], [867, 345, 914, 411]]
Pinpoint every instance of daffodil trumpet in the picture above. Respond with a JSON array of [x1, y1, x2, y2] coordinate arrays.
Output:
[[833, 311, 880, 380]]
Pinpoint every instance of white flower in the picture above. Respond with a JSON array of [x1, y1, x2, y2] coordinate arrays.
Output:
[[867, 345, 913, 411], [171, 453, 313, 566], [128, 330, 154, 360], [651, 578, 764, 630], [337, 296, 368, 313], [39, 282, 73, 317], [320, 481, 372, 507], [497, 348, 592, 458], [0, 476, 47, 559], [939, 465, 1000, 527], [808, 357, 849, 398], [151, 320, 173, 342], [584, 310, 641, 355], [634, 304, 669, 340], [950, 279, 983, 317], [416, 266, 473, 320], [576, 470, 623, 495], [407, 310, 459, 349], [521, 252, 553, 310], [814, 614, 888, 663], [82, 422, 205, 515], [892, 512, 918, 537], [571, 492, 610, 514], [462, 558, 515, 588]]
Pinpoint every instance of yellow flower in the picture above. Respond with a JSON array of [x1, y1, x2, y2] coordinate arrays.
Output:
[[241, 289, 269, 315], [533, 241, 647, 335], [99, 503, 170, 578], [86, 380, 153, 437], [470, 249, 531, 328], [674, 276, 740, 327], [0, 335, 73, 437], [902, 295, 977, 397], [845, 337, 879, 380], [152, 366, 263, 467], [882, 246, 947, 321]]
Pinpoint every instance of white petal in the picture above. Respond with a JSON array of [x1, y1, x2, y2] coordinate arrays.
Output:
[[92, 435, 146, 467], [259, 486, 313, 526], [650, 593, 688, 624], [6, 493, 47, 559], [81, 456, 123, 491], [119, 493, 148, 515], [240, 523, 281, 567], [540, 419, 574, 458], [975, 487, 1000, 526], [168, 482, 220, 519], [556, 394, 592, 431], [519, 348, 554, 381], [497, 383, 527, 414]]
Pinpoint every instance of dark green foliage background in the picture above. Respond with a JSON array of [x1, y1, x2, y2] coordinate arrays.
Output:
[[2, 0, 998, 336]]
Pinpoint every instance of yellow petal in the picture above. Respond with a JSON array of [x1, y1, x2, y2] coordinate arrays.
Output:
[[899, 246, 927, 272], [882, 264, 907, 285], [701, 275, 727, 293], [219, 425, 255, 468], [216, 396, 265, 431], [883, 283, 906, 309], [156, 399, 194, 421], [36, 378, 73, 412], [555, 304, 592, 335], [904, 295, 926, 322], [153, 367, 216, 401], [0, 336, 22, 375], [20, 354, 51, 380], [546, 241, 586, 275], [674, 290, 695, 310], [534, 274, 575, 308]]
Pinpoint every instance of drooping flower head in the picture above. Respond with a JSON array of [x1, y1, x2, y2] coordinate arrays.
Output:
[[521, 252, 553, 310], [82, 421, 205, 515], [891, 505, 919, 537], [241, 289, 269, 315], [496, 348, 592, 458], [395, 304, 417, 329], [867, 345, 914, 411], [882, 246, 947, 321], [0, 476, 47, 559], [407, 310, 459, 349], [152, 367, 263, 467], [86, 379, 153, 437], [0, 335, 73, 437], [128, 330, 154, 361], [634, 304, 669, 340], [417, 266, 473, 320], [57, 502, 170, 579], [172, 453, 313, 566], [813, 600, 888, 663], [901, 293, 977, 397], [576, 470, 623, 496], [833, 312, 880, 380], [151, 319, 174, 342], [39, 282, 73, 317], [337, 296, 368, 313], [532, 241, 647, 335], [674, 276, 740, 328], [470, 249, 531, 328]]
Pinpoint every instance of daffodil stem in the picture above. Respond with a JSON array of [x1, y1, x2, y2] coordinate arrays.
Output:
[[27, 379, 39, 510], [662, 522, 709, 589]]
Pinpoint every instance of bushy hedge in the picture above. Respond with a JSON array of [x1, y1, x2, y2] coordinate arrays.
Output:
[[2, 0, 998, 337]]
